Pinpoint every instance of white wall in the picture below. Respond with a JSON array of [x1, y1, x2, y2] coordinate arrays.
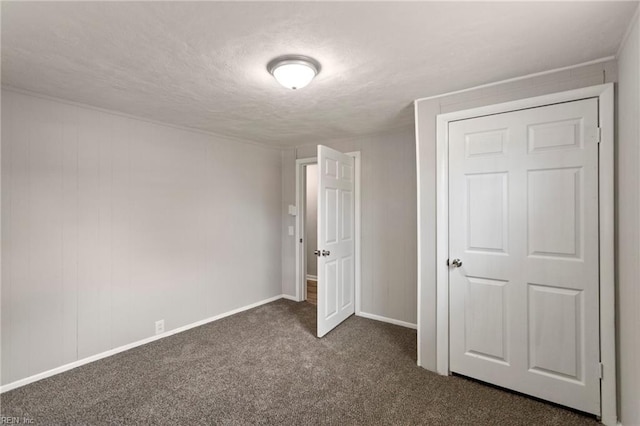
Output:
[[415, 59, 616, 372], [305, 164, 318, 278], [1, 90, 283, 386], [281, 127, 418, 325], [616, 10, 640, 426]]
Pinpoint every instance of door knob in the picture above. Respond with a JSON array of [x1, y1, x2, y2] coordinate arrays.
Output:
[[322, 250, 331, 257], [450, 259, 463, 268], [314, 250, 321, 257]]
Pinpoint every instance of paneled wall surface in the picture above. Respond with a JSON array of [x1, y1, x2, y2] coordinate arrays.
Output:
[[616, 10, 640, 426], [1, 90, 282, 386], [281, 127, 418, 325]]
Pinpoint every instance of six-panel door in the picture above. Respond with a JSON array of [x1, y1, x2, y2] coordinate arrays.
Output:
[[317, 145, 355, 338], [448, 99, 601, 415]]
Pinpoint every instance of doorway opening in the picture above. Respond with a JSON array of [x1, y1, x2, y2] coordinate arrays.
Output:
[[304, 163, 318, 306]]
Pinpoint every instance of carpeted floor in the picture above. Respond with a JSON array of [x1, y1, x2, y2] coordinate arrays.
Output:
[[1, 299, 598, 425]]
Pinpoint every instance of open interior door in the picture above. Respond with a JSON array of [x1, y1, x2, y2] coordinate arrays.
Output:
[[316, 145, 355, 337]]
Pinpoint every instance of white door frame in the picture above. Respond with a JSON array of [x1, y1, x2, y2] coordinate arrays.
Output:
[[295, 152, 361, 315], [429, 84, 615, 424]]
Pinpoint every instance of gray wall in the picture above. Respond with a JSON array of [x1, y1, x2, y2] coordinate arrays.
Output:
[[280, 149, 296, 299], [281, 127, 418, 325], [305, 164, 318, 278], [616, 11, 640, 426], [1, 90, 283, 386]]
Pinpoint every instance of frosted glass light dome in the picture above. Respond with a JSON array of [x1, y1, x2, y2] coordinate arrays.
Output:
[[267, 55, 321, 90]]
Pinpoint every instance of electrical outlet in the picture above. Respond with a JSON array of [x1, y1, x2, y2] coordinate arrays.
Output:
[[155, 319, 164, 335]]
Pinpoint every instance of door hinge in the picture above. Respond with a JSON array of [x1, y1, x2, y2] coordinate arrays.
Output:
[[597, 127, 602, 144], [598, 362, 604, 379], [300, 238, 303, 243]]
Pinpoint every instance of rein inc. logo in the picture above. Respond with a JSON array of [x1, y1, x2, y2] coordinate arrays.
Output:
[[0, 417, 34, 424]]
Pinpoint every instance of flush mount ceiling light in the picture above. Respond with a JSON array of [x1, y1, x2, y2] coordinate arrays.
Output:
[[267, 55, 321, 90]]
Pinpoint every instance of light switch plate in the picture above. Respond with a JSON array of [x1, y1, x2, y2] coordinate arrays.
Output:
[[288, 226, 294, 236], [288, 205, 297, 216]]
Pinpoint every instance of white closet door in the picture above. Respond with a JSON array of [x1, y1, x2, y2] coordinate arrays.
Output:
[[448, 98, 601, 415]]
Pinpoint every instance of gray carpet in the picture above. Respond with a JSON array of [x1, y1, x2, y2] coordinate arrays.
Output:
[[1, 299, 598, 425]]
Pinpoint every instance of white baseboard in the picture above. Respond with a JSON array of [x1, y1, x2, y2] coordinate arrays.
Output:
[[281, 294, 298, 302], [0, 294, 284, 394], [357, 311, 417, 329], [306, 275, 317, 281]]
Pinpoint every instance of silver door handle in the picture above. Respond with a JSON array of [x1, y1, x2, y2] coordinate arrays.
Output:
[[322, 250, 331, 257], [450, 259, 463, 268], [314, 250, 321, 257]]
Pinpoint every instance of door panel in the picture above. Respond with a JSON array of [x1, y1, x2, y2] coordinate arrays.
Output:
[[341, 256, 353, 309], [465, 277, 509, 364], [528, 167, 582, 258], [317, 145, 355, 337], [466, 172, 508, 253], [527, 284, 583, 381], [449, 98, 600, 415]]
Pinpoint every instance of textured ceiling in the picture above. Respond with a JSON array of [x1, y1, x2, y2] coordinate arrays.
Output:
[[2, 2, 637, 147]]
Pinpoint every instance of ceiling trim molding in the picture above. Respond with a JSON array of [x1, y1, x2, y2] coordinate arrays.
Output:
[[0, 85, 284, 151], [413, 56, 615, 103]]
